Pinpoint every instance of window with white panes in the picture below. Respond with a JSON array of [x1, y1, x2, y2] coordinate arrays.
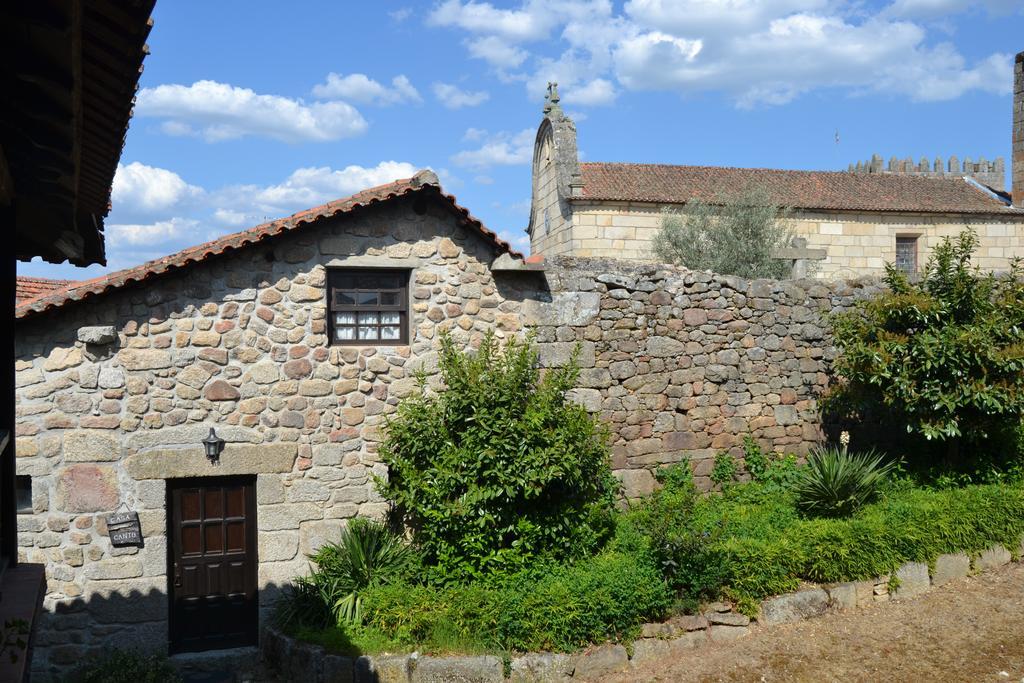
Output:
[[326, 269, 409, 345]]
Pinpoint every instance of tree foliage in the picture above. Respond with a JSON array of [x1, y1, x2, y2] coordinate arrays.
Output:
[[828, 229, 1024, 457], [652, 185, 796, 279], [376, 331, 617, 583]]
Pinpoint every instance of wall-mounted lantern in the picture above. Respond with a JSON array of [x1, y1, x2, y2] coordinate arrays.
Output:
[[202, 427, 225, 464]]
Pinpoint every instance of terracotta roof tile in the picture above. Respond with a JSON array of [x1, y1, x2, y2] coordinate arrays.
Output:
[[578, 162, 1021, 215], [16, 277, 76, 304], [16, 173, 520, 319]]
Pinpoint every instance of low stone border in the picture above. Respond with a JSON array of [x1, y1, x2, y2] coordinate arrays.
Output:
[[263, 539, 1024, 682]]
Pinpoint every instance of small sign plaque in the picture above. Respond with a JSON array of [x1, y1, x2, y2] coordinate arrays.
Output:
[[106, 510, 143, 547]]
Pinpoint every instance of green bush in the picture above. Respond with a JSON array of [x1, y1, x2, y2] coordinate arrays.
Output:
[[377, 331, 617, 582], [711, 451, 737, 488], [828, 229, 1024, 469], [653, 185, 797, 279], [70, 649, 181, 683], [793, 446, 897, 518], [276, 519, 417, 629], [361, 549, 671, 653], [692, 480, 1024, 612], [312, 519, 419, 624]]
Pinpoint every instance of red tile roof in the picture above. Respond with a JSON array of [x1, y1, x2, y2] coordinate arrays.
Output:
[[16, 277, 77, 304], [578, 162, 1021, 215], [16, 172, 520, 319]]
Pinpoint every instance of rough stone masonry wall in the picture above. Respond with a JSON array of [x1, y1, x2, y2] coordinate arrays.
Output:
[[13, 195, 535, 680], [529, 257, 882, 497]]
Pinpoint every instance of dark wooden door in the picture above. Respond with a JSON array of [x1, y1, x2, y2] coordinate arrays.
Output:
[[167, 476, 258, 653]]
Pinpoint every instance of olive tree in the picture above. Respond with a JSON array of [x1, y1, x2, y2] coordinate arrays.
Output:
[[652, 186, 796, 279]]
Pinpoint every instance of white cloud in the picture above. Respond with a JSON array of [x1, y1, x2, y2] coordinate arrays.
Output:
[[428, 0, 557, 41], [624, 0, 828, 36], [452, 129, 534, 169], [107, 218, 200, 247], [389, 7, 413, 21], [884, 0, 1023, 18], [466, 36, 530, 68], [566, 78, 618, 105], [311, 73, 422, 105], [111, 162, 203, 215], [429, 0, 1013, 108], [136, 80, 368, 143], [212, 208, 253, 227], [432, 82, 491, 109], [463, 127, 489, 141], [215, 161, 420, 215]]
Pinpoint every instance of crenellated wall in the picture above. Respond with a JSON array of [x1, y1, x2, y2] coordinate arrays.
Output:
[[849, 154, 1006, 191]]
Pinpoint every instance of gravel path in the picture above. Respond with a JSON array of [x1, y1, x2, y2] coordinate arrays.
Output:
[[605, 561, 1024, 683]]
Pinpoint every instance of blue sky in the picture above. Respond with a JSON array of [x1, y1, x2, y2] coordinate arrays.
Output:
[[20, 0, 1024, 279]]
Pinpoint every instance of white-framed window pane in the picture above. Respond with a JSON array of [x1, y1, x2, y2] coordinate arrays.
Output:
[[335, 312, 356, 325], [359, 312, 379, 324], [359, 326, 379, 340], [381, 325, 401, 340], [335, 326, 356, 341], [381, 312, 400, 324]]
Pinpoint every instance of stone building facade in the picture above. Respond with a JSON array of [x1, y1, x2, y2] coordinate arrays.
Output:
[[16, 171, 878, 678], [528, 52, 1024, 277]]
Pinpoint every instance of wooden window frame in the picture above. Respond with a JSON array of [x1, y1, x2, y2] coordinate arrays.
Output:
[[326, 268, 410, 346]]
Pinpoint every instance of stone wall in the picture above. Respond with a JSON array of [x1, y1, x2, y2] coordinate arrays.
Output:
[[527, 111, 579, 258], [15, 194, 886, 677], [848, 153, 1005, 191], [564, 201, 1024, 278], [528, 257, 881, 496]]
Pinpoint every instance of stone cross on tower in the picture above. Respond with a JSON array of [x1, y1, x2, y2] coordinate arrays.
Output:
[[543, 82, 562, 116], [771, 237, 827, 279]]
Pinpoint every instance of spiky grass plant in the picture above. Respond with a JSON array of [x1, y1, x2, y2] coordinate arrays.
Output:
[[311, 518, 417, 625], [793, 440, 897, 518]]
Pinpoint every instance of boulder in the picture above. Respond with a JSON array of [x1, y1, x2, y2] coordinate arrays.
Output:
[[759, 588, 829, 626]]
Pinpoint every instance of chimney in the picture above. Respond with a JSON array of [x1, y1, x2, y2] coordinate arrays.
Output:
[[1014, 50, 1024, 205]]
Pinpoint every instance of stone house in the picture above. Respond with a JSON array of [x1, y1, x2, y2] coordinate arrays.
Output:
[[16, 169, 880, 678], [528, 51, 1024, 277]]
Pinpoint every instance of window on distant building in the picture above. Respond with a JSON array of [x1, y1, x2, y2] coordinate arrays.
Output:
[[326, 269, 409, 345], [895, 236, 919, 275], [15, 476, 31, 514]]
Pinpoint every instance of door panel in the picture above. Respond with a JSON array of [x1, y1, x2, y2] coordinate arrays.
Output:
[[168, 477, 258, 653]]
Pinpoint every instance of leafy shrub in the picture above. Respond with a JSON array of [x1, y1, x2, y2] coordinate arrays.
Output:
[[276, 519, 417, 629], [361, 549, 671, 653], [711, 451, 737, 488], [692, 480, 1024, 611], [653, 185, 796, 279], [311, 519, 419, 624], [620, 451, 1024, 615], [71, 649, 181, 683], [275, 570, 338, 630], [793, 446, 897, 518], [828, 229, 1024, 468], [377, 331, 617, 582]]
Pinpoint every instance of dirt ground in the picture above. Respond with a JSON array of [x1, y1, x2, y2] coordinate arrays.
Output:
[[608, 561, 1024, 683]]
